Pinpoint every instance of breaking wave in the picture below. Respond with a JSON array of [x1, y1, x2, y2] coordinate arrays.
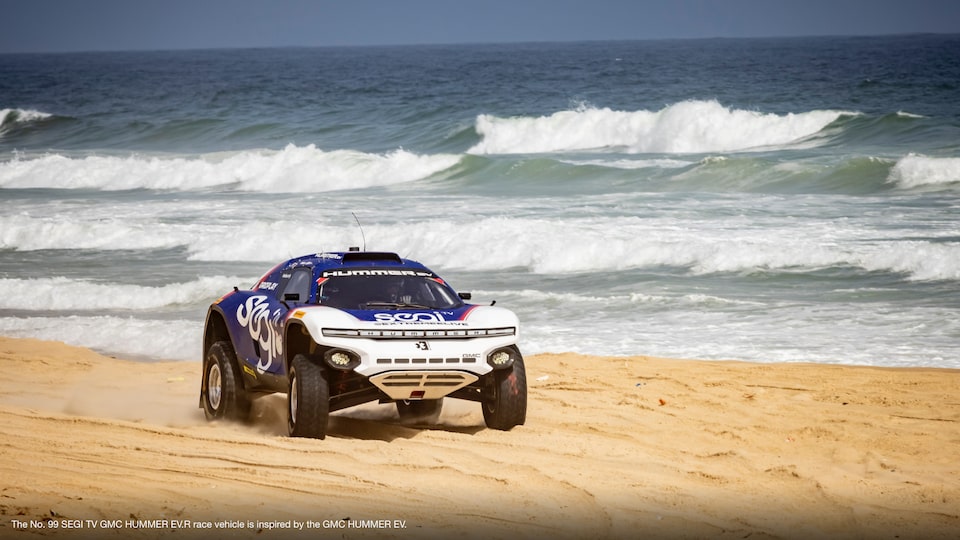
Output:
[[472, 288, 761, 308], [888, 153, 960, 189], [0, 144, 460, 192], [468, 100, 855, 154], [0, 276, 247, 311], [0, 108, 53, 131], [372, 217, 960, 282], [4, 212, 958, 281]]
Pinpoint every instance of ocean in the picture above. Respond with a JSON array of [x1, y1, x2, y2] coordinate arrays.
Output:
[[1, 35, 959, 368]]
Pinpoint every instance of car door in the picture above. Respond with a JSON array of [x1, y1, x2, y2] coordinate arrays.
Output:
[[236, 267, 312, 376]]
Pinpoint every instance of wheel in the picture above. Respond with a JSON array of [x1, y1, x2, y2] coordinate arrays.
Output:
[[202, 341, 251, 422], [396, 398, 443, 426], [482, 352, 527, 431], [288, 354, 330, 439]]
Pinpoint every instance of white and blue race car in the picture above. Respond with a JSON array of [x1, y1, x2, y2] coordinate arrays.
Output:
[[199, 250, 526, 439]]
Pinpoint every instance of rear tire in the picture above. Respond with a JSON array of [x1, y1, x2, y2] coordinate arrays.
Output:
[[288, 354, 330, 439], [482, 352, 527, 431], [396, 398, 443, 425], [202, 341, 251, 422]]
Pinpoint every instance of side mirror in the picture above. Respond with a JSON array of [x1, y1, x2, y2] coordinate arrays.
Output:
[[458, 292, 472, 300]]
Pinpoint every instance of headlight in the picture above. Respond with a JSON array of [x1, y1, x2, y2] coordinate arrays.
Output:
[[485, 327, 516, 336], [487, 348, 515, 369], [322, 328, 360, 337], [330, 352, 351, 366], [324, 349, 360, 370]]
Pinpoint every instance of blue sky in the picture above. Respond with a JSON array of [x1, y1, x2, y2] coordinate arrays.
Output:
[[4, 0, 960, 53]]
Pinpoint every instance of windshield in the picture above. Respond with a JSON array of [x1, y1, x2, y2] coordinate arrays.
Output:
[[316, 269, 463, 310]]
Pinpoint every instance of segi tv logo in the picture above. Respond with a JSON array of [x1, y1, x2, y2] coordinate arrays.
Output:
[[372, 311, 453, 323]]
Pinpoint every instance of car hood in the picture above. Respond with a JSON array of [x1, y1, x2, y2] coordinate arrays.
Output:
[[291, 304, 519, 334]]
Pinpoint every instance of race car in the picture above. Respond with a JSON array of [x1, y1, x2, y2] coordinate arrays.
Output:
[[199, 250, 526, 439]]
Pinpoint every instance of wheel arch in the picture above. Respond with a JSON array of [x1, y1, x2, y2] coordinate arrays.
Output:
[[200, 307, 246, 406], [284, 320, 317, 377], [203, 306, 233, 358]]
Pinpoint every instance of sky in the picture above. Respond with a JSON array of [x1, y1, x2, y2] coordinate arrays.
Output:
[[3, 0, 960, 54]]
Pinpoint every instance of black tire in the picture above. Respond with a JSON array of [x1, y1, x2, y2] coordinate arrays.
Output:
[[288, 354, 330, 439], [202, 341, 251, 422], [396, 398, 443, 426], [482, 353, 527, 431]]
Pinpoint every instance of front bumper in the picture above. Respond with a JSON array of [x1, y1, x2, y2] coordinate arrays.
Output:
[[319, 332, 517, 400]]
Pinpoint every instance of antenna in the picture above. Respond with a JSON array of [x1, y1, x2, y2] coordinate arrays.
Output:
[[351, 212, 366, 251]]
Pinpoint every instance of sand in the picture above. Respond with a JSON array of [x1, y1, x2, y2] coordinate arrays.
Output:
[[0, 336, 957, 539]]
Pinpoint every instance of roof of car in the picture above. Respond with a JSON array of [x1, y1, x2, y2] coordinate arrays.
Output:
[[284, 251, 430, 272]]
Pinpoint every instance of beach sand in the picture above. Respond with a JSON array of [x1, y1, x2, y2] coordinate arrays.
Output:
[[0, 336, 957, 539]]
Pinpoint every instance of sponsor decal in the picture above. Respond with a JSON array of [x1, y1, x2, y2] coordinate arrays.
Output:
[[236, 295, 283, 374], [373, 312, 451, 323], [321, 269, 434, 278], [253, 261, 284, 290], [346, 306, 475, 324]]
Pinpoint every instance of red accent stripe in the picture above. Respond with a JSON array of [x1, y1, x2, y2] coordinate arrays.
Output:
[[458, 305, 479, 320]]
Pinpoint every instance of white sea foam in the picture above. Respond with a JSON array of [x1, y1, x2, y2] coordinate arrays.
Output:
[[469, 100, 854, 155], [472, 288, 758, 307], [0, 214, 184, 252], [2, 298, 953, 366], [860, 242, 960, 281], [5, 211, 958, 282], [888, 153, 960, 189], [0, 144, 460, 192], [514, 293, 960, 367], [0, 210, 367, 259], [0, 276, 249, 310], [0, 316, 200, 361], [360, 217, 960, 281], [560, 157, 693, 169], [379, 216, 818, 275]]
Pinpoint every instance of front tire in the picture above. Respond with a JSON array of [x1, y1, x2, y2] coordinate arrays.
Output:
[[288, 354, 330, 439], [482, 352, 527, 431], [202, 341, 251, 422], [396, 398, 443, 426]]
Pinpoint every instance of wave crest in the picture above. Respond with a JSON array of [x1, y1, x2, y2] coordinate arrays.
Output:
[[0, 276, 246, 310], [0, 108, 52, 130], [0, 144, 460, 192], [888, 153, 960, 189], [468, 100, 854, 155], [375, 217, 960, 282]]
